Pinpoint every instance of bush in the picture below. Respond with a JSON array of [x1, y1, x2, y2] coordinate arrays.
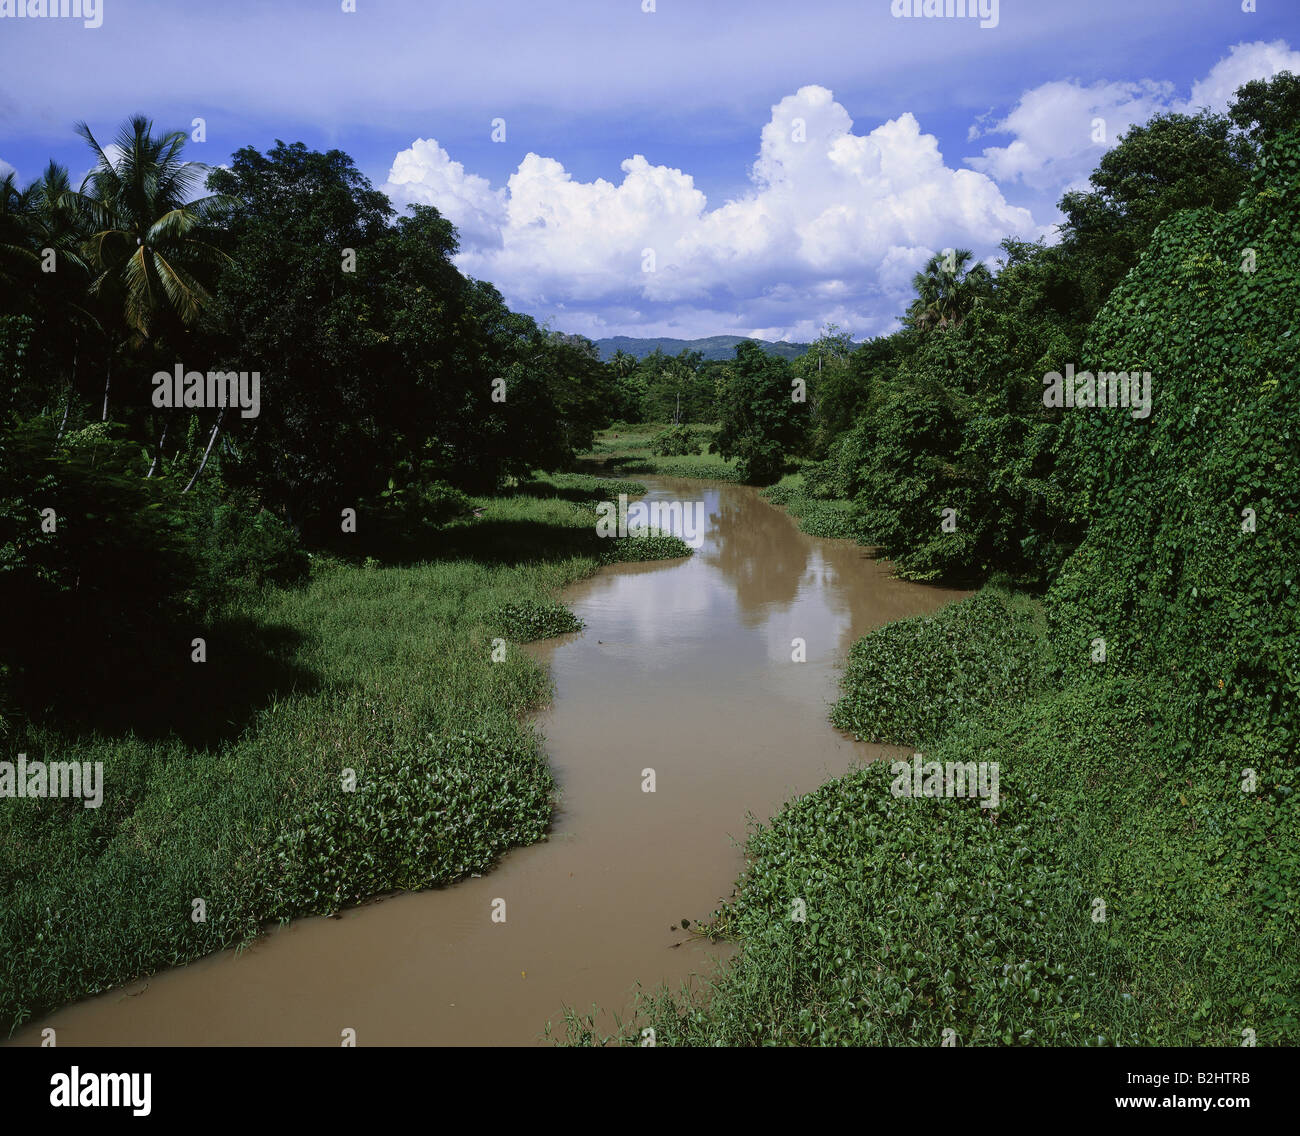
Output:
[[419, 479, 473, 526], [491, 600, 583, 641], [649, 425, 702, 457], [185, 487, 309, 597], [0, 415, 196, 721], [598, 529, 693, 564], [254, 729, 554, 917], [831, 589, 1046, 745], [1048, 126, 1300, 753]]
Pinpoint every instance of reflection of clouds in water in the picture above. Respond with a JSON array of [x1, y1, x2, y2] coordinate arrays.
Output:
[[570, 548, 733, 655], [566, 478, 972, 675], [699, 489, 810, 623], [758, 549, 854, 664]]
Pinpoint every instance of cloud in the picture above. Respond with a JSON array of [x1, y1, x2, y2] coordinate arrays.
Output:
[[383, 138, 507, 250], [74, 141, 124, 193], [1187, 39, 1300, 110], [966, 78, 1175, 191], [384, 85, 1041, 340], [966, 40, 1300, 197]]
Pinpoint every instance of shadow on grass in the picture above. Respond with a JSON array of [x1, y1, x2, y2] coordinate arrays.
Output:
[[8, 608, 317, 748], [336, 517, 604, 569], [597, 456, 655, 476]]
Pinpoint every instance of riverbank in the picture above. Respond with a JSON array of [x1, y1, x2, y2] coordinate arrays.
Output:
[[8, 473, 963, 1045], [567, 590, 1298, 1045], [589, 425, 870, 546], [568, 428, 1299, 1048], [1, 472, 691, 1035]]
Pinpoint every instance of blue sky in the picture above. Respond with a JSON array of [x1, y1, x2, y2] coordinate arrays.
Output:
[[2, 0, 1298, 340]]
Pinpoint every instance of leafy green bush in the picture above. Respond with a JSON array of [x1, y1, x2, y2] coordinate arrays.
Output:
[[1048, 126, 1300, 754], [649, 425, 702, 457], [831, 590, 1046, 745], [185, 486, 309, 596], [763, 482, 872, 542], [491, 600, 584, 640], [598, 529, 693, 563], [255, 729, 554, 916], [419, 480, 473, 526], [0, 415, 196, 722]]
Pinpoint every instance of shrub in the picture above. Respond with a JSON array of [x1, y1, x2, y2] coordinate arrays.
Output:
[[831, 589, 1046, 746], [185, 487, 309, 596], [598, 530, 693, 563], [649, 425, 702, 457], [491, 600, 583, 641]]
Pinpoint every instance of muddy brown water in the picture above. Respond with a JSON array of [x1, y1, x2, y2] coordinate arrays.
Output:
[[11, 477, 965, 1046]]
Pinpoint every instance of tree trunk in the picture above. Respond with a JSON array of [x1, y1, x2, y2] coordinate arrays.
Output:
[[183, 408, 225, 493], [147, 419, 169, 478], [58, 344, 78, 440], [100, 354, 111, 421]]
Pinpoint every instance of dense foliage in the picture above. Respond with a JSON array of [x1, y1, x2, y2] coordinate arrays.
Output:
[[602, 116, 1300, 1049]]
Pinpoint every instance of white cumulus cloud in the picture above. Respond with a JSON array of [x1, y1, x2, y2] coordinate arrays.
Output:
[[966, 40, 1300, 199], [383, 85, 1041, 339]]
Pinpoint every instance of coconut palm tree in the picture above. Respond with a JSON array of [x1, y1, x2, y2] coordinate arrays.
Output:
[[28, 162, 100, 433], [69, 115, 238, 419], [904, 248, 992, 332], [0, 170, 37, 295], [610, 348, 637, 377]]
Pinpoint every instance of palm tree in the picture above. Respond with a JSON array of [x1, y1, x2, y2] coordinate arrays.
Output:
[[28, 162, 99, 433], [69, 115, 238, 420], [0, 164, 102, 432], [0, 170, 37, 294], [904, 248, 992, 332]]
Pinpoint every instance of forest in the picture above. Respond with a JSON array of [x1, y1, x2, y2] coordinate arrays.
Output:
[[1, 71, 1297, 1044]]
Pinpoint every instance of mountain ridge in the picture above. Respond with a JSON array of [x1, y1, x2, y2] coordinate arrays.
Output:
[[593, 334, 811, 362]]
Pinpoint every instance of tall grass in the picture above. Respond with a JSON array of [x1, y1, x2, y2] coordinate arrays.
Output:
[[586, 589, 1298, 1046], [0, 473, 690, 1034]]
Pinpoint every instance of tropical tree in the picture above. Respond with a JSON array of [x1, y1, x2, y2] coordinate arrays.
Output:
[[712, 339, 805, 484], [903, 248, 992, 332], [69, 116, 237, 421], [609, 348, 637, 377]]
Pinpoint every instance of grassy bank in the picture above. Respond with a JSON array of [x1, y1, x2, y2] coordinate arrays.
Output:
[[587, 427, 875, 548], [587, 424, 746, 483], [572, 589, 1297, 1046], [0, 472, 690, 1035]]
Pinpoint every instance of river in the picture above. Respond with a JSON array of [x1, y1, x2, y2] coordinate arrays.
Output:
[[11, 476, 964, 1045]]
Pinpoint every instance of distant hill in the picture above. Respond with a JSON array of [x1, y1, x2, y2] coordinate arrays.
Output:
[[593, 335, 811, 363]]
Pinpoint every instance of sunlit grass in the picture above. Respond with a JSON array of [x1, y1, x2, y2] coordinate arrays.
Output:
[[0, 472, 687, 1034]]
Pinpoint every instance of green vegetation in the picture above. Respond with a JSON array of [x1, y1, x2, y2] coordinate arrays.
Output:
[[492, 600, 585, 641], [711, 340, 805, 485], [831, 590, 1045, 745], [0, 471, 690, 1034], [588, 424, 746, 483], [648, 424, 703, 457], [760, 477, 868, 543], [565, 107, 1300, 1047], [4, 77, 1298, 1048]]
